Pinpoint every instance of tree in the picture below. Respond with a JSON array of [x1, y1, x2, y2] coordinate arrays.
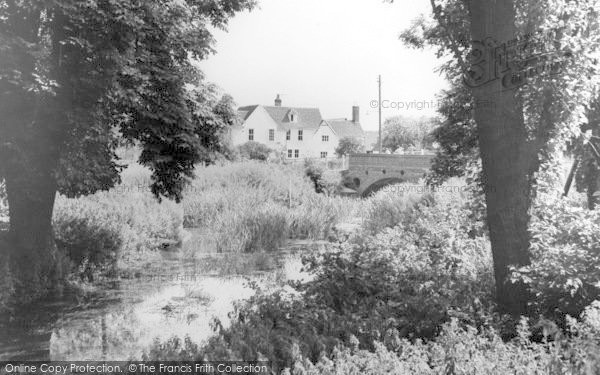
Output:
[[382, 115, 436, 152], [399, 0, 600, 315], [335, 137, 365, 157], [426, 86, 480, 186], [0, 0, 255, 301]]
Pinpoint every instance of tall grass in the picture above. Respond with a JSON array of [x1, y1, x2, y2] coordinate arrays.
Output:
[[182, 162, 361, 253], [53, 164, 184, 275]]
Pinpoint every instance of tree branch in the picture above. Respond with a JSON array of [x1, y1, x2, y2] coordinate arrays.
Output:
[[429, 0, 470, 76]]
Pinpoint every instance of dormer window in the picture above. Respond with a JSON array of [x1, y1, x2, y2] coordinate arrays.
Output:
[[288, 110, 298, 123]]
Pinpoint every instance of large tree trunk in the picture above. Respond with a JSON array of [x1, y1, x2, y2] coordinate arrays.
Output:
[[468, 0, 532, 316], [4, 165, 62, 302]]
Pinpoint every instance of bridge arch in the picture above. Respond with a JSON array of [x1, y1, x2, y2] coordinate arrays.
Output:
[[361, 177, 406, 197]]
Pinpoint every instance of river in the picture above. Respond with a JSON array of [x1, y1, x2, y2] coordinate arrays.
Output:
[[0, 231, 320, 361]]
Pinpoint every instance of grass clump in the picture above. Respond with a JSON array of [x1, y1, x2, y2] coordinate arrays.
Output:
[[53, 164, 184, 279], [182, 162, 360, 253]]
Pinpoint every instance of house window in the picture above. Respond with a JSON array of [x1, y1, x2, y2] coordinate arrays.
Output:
[[294, 149, 300, 158], [288, 149, 293, 158], [320, 152, 328, 159], [298, 130, 303, 141], [322, 135, 329, 142], [286, 130, 291, 141], [290, 114, 296, 122], [269, 129, 275, 141], [248, 129, 254, 141]]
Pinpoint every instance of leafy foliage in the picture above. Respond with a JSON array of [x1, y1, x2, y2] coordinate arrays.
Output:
[[381, 115, 436, 152], [0, 0, 255, 202], [513, 192, 600, 322], [184, 188, 493, 371], [304, 160, 327, 194], [335, 137, 364, 157], [288, 315, 600, 375], [146, 176, 600, 372], [426, 87, 480, 185]]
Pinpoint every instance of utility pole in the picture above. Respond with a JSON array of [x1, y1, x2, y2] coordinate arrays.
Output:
[[378, 75, 382, 153]]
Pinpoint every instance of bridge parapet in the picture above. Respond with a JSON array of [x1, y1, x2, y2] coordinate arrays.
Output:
[[346, 153, 434, 196]]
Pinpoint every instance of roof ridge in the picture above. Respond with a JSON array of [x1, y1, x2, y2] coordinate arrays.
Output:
[[263, 105, 321, 111]]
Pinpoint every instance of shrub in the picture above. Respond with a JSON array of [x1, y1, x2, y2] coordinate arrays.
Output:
[[303, 161, 343, 196], [305, 161, 326, 194], [192, 191, 493, 371], [237, 141, 274, 161], [289, 313, 600, 375], [361, 187, 425, 234], [53, 203, 122, 279], [513, 192, 600, 323]]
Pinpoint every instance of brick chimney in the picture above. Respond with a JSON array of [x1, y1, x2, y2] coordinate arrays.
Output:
[[352, 106, 360, 123], [275, 94, 282, 107]]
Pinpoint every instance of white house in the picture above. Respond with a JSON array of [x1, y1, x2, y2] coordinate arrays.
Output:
[[231, 95, 366, 159]]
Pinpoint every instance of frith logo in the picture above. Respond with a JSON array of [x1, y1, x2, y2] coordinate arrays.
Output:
[[464, 28, 571, 89]]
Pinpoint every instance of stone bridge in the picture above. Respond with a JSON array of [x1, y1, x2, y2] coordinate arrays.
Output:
[[344, 154, 434, 197]]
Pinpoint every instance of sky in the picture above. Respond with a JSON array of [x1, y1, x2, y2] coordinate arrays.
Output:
[[198, 0, 448, 132]]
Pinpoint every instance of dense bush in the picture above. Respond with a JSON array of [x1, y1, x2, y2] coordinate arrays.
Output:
[[53, 203, 122, 279], [514, 192, 600, 323], [305, 161, 327, 194], [147, 305, 600, 374], [361, 188, 426, 234], [289, 313, 600, 375], [303, 161, 343, 196], [181, 191, 493, 371], [236, 141, 274, 161], [145, 174, 600, 373]]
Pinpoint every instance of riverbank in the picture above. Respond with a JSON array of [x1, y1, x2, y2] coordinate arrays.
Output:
[[0, 160, 359, 309], [0, 231, 321, 360]]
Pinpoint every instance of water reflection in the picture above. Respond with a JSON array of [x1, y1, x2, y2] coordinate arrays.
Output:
[[0, 236, 317, 361]]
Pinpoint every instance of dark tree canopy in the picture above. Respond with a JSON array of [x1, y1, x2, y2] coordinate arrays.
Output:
[[0, 0, 255, 301], [335, 137, 365, 157], [0, 0, 255, 202]]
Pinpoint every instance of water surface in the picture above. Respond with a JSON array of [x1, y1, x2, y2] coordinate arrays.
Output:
[[0, 233, 319, 361]]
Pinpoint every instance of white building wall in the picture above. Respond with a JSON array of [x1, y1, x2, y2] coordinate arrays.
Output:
[[310, 125, 338, 159], [231, 107, 284, 149], [283, 128, 312, 160]]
